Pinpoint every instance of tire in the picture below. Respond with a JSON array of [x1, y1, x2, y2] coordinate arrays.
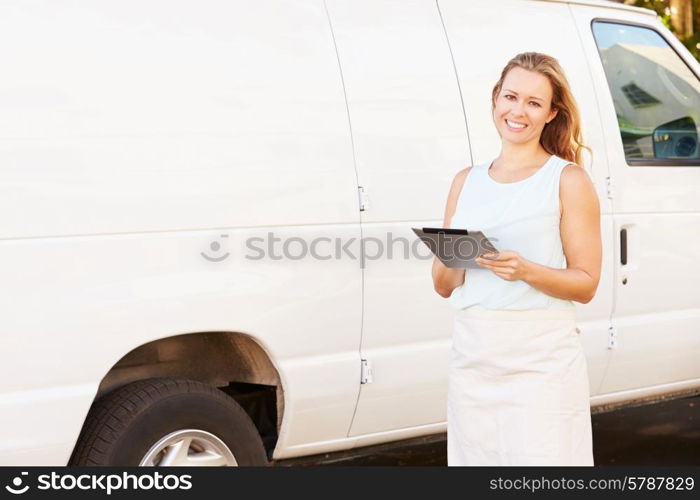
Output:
[[69, 378, 268, 466]]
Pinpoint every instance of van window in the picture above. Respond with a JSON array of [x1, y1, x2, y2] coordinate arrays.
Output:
[[592, 21, 700, 163]]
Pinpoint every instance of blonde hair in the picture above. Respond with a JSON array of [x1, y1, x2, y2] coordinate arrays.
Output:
[[491, 52, 592, 167]]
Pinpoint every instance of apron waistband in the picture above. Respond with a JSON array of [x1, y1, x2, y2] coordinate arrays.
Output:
[[456, 305, 576, 321]]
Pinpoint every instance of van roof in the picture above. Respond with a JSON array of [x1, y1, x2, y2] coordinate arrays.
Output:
[[539, 0, 657, 17]]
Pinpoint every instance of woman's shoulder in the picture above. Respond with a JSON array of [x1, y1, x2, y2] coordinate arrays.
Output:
[[455, 164, 474, 181], [444, 165, 477, 223], [558, 160, 590, 183], [546, 153, 587, 182], [451, 164, 480, 195], [558, 160, 599, 213], [450, 160, 493, 196]]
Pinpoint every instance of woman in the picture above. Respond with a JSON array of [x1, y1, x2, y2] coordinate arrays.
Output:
[[432, 52, 602, 466]]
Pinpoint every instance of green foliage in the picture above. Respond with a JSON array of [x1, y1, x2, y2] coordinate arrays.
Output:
[[660, 13, 673, 31], [621, 0, 700, 61]]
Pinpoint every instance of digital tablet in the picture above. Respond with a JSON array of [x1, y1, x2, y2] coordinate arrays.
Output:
[[412, 227, 499, 269]]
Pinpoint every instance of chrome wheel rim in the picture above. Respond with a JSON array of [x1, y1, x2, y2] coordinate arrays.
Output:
[[139, 429, 238, 466]]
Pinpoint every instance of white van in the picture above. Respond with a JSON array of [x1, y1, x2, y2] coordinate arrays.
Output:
[[1, 0, 698, 466]]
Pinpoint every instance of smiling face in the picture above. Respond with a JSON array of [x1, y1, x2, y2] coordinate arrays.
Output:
[[492, 66, 558, 144]]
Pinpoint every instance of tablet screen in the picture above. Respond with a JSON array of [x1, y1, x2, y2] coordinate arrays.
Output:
[[421, 226, 470, 235]]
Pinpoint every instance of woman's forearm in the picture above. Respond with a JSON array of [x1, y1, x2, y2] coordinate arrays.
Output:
[[432, 256, 466, 298], [523, 260, 598, 304]]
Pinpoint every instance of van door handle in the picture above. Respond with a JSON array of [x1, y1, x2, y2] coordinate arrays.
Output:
[[620, 228, 627, 266]]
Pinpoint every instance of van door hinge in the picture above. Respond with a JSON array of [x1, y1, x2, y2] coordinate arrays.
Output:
[[358, 186, 369, 212], [608, 326, 617, 349], [360, 358, 373, 384], [605, 176, 614, 199]]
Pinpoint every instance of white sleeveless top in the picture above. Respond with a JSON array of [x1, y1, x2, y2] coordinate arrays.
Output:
[[448, 154, 575, 311]]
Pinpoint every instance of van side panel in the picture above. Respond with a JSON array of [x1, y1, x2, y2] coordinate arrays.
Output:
[[0, 0, 360, 238], [0, 1, 362, 464], [324, 0, 470, 438], [570, 5, 700, 397]]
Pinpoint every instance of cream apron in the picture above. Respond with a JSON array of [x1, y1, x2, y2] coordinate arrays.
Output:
[[447, 305, 594, 466]]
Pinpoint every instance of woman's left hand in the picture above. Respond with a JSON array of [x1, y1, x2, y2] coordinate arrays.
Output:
[[475, 250, 532, 282]]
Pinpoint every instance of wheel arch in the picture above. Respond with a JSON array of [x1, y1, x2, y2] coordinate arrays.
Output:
[[77, 331, 284, 460]]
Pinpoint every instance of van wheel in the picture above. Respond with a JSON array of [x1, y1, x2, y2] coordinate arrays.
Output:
[[69, 378, 268, 466]]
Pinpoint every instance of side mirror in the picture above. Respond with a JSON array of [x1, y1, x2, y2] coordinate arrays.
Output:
[[652, 116, 698, 159]]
